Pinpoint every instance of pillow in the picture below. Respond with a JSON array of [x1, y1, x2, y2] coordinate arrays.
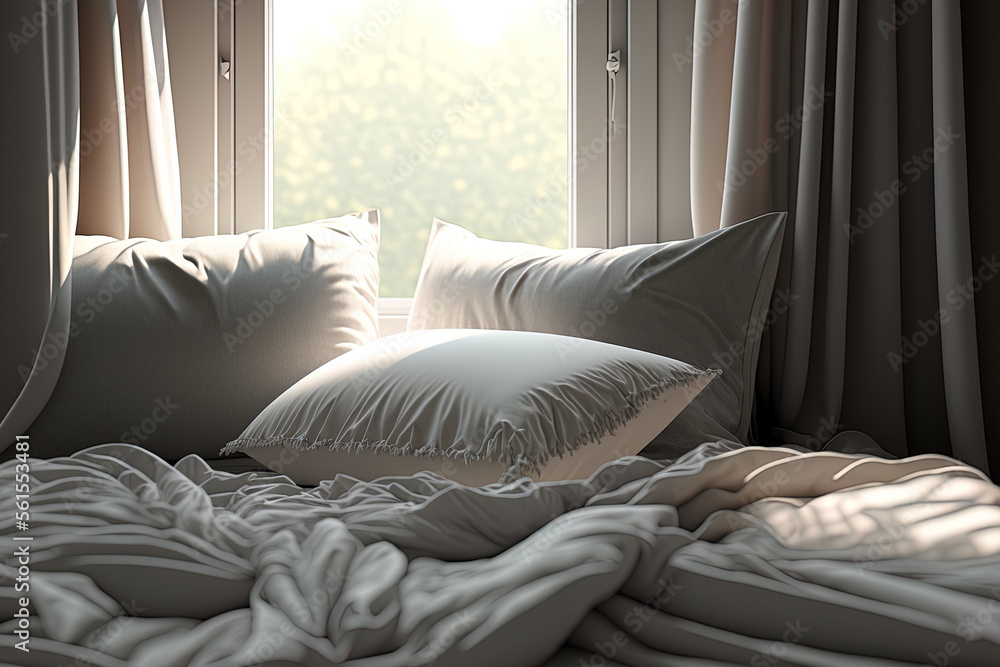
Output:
[[407, 213, 786, 459], [22, 211, 381, 460], [222, 329, 718, 486]]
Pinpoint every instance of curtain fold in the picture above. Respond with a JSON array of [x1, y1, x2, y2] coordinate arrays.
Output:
[[962, 0, 1000, 482], [77, 0, 181, 239], [820, 0, 856, 444], [691, 0, 992, 473], [0, 0, 80, 451], [1, 0, 180, 453], [77, 0, 128, 236], [929, 0, 988, 471], [114, 0, 181, 240], [690, 0, 737, 235]]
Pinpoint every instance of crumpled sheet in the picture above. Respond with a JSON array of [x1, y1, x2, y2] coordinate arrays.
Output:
[[0, 441, 998, 666]]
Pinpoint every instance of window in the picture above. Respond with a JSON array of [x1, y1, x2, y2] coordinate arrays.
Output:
[[217, 0, 660, 313], [272, 0, 570, 298]]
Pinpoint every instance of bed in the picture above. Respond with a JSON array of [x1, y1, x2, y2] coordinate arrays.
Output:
[[2, 442, 999, 666], [3, 212, 998, 666]]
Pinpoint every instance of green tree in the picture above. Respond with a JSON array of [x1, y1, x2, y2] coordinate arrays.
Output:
[[273, 0, 568, 296]]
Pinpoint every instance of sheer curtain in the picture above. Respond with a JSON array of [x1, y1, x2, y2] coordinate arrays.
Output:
[[0, 0, 180, 451], [690, 0, 992, 474]]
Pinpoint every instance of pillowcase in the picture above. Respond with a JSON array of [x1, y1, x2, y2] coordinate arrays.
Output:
[[222, 329, 718, 486], [23, 211, 381, 461], [407, 213, 786, 459]]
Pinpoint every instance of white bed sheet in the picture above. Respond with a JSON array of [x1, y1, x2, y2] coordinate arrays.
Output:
[[0, 442, 998, 666]]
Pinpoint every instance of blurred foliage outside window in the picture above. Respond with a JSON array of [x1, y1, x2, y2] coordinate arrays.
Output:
[[273, 0, 570, 297]]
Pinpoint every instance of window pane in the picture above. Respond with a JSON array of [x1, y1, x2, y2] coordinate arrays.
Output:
[[273, 0, 569, 297]]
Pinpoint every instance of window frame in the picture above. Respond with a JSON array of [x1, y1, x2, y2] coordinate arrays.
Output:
[[221, 0, 650, 326], [220, 0, 272, 236]]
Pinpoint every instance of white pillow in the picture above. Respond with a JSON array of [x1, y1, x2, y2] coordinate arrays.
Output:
[[407, 213, 786, 458], [222, 329, 718, 486], [24, 211, 381, 460]]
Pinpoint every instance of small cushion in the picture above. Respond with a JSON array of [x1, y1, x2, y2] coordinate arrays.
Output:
[[222, 329, 718, 485]]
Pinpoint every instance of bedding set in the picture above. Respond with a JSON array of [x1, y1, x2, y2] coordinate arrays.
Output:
[[2, 211, 998, 666]]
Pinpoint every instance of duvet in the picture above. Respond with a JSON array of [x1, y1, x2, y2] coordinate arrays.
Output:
[[1, 442, 999, 666]]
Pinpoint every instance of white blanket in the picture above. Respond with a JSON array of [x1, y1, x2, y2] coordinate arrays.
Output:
[[1, 442, 999, 666]]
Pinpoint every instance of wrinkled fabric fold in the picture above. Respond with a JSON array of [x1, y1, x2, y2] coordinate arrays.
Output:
[[1, 443, 998, 665]]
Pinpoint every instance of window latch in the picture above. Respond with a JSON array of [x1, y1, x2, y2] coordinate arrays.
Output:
[[220, 57, 231, 81], [606, 50, 621, 131], [606, 50, 621, 75]]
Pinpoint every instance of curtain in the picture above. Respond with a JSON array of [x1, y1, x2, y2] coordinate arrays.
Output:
[[0, 0, 180, 451], [690, 0, 993, 475], [77, 0, 181, 239]]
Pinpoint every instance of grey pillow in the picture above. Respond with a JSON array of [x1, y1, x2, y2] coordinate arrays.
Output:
[[23, 211, 380, 460], [223, 329, 718, 486], [407, 213, 787, 458]]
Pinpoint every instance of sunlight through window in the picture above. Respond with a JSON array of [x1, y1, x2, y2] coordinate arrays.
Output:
[[273, 0, 569, 297]]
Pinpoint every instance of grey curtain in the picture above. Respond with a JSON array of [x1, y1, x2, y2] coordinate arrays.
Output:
[[0, 0, 180, 451], [690, 0, 993, 474]]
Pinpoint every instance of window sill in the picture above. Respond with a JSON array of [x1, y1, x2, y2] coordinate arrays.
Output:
[[377, 298, 411, 338]]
